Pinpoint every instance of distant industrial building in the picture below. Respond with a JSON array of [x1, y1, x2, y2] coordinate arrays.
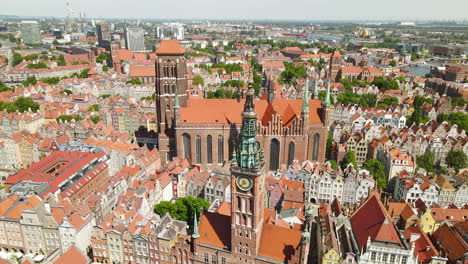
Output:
[[21, 21, 41, 44], [96, 23, 111, 49], [125, 26, 145, 52]]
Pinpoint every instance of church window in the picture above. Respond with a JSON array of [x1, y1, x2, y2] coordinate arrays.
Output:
[[269, 139, 280, 171], [313, 133, 320, 161], [182, 133, 191, 160], [196, 136, 202, 164], [288, 142, 295, 165], [217, 135, 224, 164], [207, 135, 213, 164]]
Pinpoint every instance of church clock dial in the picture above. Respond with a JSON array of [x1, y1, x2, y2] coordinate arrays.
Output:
[[236, 176, 253, 192]]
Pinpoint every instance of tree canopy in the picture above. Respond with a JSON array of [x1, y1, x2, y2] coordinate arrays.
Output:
[[341, 150, 357, 170], [126, 78, 142, 85], [371, 77, 399, 90], [56, 115, 83, 123], [279, 63, 306, 85], [437, 112, 468, 131], [416, 151, 436, 173], [0, 97, 39, 113], [364, 159, 387, 189], [154, 196, 209, 225], [445, 150, 467, 172], [192, 75, 204, 86]]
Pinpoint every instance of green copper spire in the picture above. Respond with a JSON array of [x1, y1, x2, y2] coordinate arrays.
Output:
[[313, 74, 319, 99], [192, 211, 200, 239], [302, 77, 309, 114], [324, 79, 331, 107], [232, 85, 261, 169]]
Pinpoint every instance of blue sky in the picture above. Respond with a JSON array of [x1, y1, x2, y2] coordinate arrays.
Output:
[[2, 0, 468, 21]]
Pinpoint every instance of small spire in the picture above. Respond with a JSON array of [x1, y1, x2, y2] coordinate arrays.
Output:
[[192, 211, 200, 239], [324, 79, 331, 107], [302, 76, 309, 114], [313, 74, 319, 99]]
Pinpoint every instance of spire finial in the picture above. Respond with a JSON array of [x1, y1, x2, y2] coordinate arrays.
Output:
[[313, 73, 319, 99], [192, 211, 200, 239], [324, 78, 331, 107], [302, 75, 309, 114]]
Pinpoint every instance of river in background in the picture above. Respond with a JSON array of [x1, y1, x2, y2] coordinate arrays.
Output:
[[403, 60, 442, 77]]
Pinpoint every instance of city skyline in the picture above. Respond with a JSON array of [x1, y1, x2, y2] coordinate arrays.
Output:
[[1, 0, 468, 21]]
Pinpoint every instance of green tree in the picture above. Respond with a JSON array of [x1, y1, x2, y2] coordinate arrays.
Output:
[[318, 91, 335, 104], [328, 160, 338, 170], [371, 77, 399, 90], [96, 52, 110, 64], [12, 52, 23, 66], [126, 78, 142, 85], [337, 90, 360, 105], [341, 150, 357, 170], [22, 76, 37, 87], [359, 93, 378, 107], [413, 96, 433, 109], [90, 115, 102, 124], [326, 133, 334, 160], [154, 196, 209, 223], [378, 96, 399, 108], [364, 159, 387, 189], [12, 97, 39, 112], [56, 115, 83, 123], [192, 75, 205, 86], [88, 104, 99, 111], [39, 77, 60, 85], [279, 63, 306, 85], [338, 79, 352, 90], [0, 81, 13, 92], [102, 65, 109, 72], [390, 60, 397, 67], [27, 62, 47, 69], [56, 55, 66, 66], [416, 151, 436, 173], [60, 89, 72, 95], [451, 97, 466, 107], [445, 150, 467, 172]]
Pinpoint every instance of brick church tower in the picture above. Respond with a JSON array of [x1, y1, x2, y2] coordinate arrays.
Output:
[[155, 40, 188, 162], [329, 49, 342, 81], [230, 87, 266, 261]]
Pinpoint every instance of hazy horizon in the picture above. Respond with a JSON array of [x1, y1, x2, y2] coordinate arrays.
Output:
[[1, 0, 468, 22]]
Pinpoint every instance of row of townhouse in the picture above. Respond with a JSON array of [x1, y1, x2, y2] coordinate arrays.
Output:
[[284, 160, 376, 206], [0, 193, 94, 259], [317, 193, 444, 264], [91, 209, 187, 264], [0, 111, 44, 136], [394, 171, 468, 208]]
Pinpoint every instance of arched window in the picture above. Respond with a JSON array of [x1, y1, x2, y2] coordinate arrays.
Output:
[[269, 139, 280, 171], [207, 135, 213, 164], [313, 133, 320, 161], [217, 135, 224, 164], [288, 142, 295, 165], [237, 197, 242, 211], [182, 133, 191, 160], [196, 136, 202, 164]]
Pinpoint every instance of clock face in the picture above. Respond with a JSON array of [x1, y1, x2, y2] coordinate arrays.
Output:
[[236, 176, 253, 192]]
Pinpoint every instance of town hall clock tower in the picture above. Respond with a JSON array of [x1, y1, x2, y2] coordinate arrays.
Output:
[[230, 86, 266, 262]]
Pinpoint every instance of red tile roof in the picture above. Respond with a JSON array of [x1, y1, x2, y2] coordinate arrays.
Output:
[[53, 245, 89, 264], [198, 211, 231, 249], [179, 99, 323, 125], [403, 226, 439, 263], [350, 194, 402, 250], [129, 64, 155, 77], [156, 40, 185, 55], [257, 222, 302, 262]]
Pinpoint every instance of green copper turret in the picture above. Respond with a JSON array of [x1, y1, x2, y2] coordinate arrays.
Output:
[[232, 86, 262, 169]]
